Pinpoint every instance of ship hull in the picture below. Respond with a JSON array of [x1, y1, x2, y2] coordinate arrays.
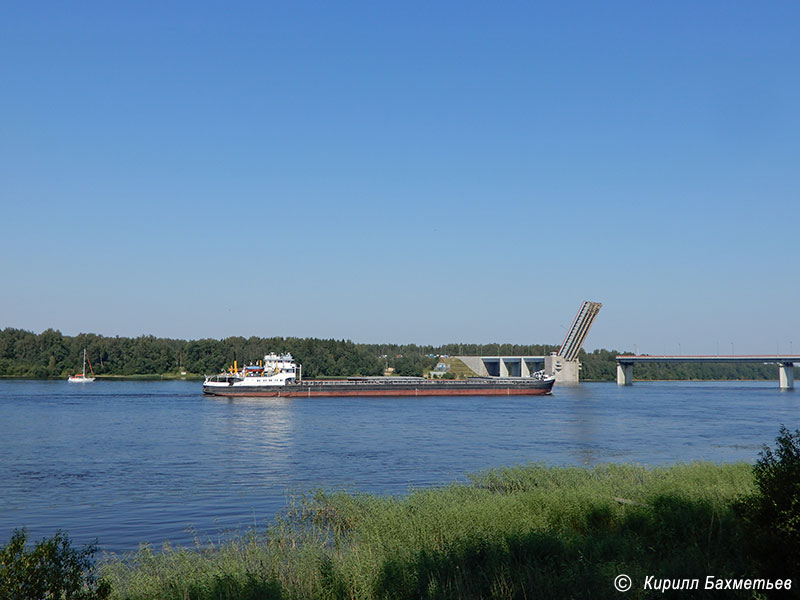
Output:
[[202, 379, 554, 397]]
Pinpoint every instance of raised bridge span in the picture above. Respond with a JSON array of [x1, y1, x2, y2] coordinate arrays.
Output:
[[454, 301, 603, 384], [616, 355, 799, 389]]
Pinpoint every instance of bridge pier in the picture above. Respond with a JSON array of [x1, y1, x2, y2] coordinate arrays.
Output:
[[499, 359, 509, 378], [616, 355, 797, 390], [617, 363, 633, 386], [520, 359, 531, 378], [779, 363, 795, 390]]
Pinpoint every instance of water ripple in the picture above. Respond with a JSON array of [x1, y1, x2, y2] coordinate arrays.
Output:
[[0, 379, 795, 552]]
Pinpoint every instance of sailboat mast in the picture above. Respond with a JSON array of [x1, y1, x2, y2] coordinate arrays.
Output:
[[83, 349, 87, 378]]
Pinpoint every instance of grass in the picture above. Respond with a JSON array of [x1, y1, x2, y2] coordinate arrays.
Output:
[[445, 358, 479, 379], [100, 462, 761, 599], [0, 373, 206, 381], [95, 373, 205, 381]]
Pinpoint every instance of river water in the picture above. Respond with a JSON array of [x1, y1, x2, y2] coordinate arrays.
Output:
[[0, 379, 796, 553]]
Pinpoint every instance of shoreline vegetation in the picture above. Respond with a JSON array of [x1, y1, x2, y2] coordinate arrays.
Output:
[[0, 375, 782, 384], [0, 426, 800, 600], [3, 430, 798, 598], [103, 462, 756, 599], [1, 327, 794, 382]]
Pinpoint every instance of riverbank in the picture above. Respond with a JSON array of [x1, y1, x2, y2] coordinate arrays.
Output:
[[0, 374, 786, 383], [0, 374, 206, 381], [101, 462, 760, 599], [3, 327, 792, 381]]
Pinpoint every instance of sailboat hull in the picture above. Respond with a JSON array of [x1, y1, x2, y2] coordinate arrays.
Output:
[[68, 349, 95, 382]]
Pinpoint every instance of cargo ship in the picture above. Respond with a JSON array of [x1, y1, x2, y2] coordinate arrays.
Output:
[[202, 353, 555, 397]]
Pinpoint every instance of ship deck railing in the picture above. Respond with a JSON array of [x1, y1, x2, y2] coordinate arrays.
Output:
[[297, 377, 545, 386]]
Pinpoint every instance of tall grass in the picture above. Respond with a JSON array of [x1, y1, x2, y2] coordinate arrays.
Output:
[[102, 462, 756, 599]]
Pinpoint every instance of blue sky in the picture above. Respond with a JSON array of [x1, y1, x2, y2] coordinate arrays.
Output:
[[1, 1, 798, 353]]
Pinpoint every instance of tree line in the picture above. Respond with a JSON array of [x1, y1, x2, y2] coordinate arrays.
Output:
[[0, 327, 786, 381]]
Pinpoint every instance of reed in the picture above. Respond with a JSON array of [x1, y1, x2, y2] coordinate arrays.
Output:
[[101, 462, 756, 599]]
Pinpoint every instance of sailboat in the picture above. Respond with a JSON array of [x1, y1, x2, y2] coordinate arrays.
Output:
[[68, 349, 96, 383]]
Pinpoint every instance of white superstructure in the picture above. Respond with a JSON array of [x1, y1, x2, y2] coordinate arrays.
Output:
[[203, 352, 300, 390]]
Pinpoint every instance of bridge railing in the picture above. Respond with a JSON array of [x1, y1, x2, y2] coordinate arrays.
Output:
[[614, 355, 798, 389]]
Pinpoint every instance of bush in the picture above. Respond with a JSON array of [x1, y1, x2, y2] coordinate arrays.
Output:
[[0, 529, 110, 600], [742, 425, 800, 579]]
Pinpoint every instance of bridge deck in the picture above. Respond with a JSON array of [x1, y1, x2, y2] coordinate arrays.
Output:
[[615, 355, 797, 389], [617, 355, 800, 364]]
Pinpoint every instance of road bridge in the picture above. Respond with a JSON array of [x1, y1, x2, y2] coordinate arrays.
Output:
[[453, 300, 603, 384], [455, 355, 546, 378], [454, 301, 603, 385], [615, 355, 800, 389], [549, 300, 602, 383]]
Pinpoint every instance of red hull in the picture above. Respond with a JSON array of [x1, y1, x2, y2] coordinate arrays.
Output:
[[203, 382, 554, 398]]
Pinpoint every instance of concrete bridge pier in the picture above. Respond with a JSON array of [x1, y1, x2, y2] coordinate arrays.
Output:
[[779, 363, 795, 390], [544, 354, 581, 385], [617, 363, 633, 386]]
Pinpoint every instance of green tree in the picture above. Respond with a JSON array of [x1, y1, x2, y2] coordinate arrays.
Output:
[[740, 425, 800, 580], [0, 529, 110, 600]]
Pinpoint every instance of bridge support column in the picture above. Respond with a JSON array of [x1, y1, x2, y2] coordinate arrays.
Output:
[[617, 363, 633, 386], [779, 363, 794, 390], [544, 355, 580, 384], [521, 358, 531, 378], [499, 359, 509, 378]]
